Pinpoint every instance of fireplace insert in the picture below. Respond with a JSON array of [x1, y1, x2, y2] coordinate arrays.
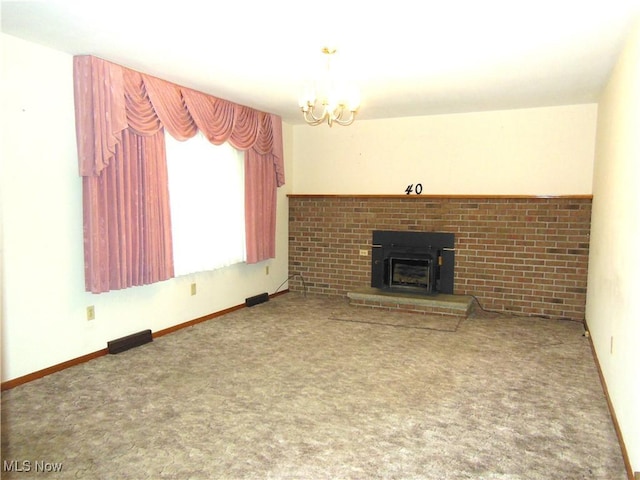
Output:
[[371, 230, 455, 294]]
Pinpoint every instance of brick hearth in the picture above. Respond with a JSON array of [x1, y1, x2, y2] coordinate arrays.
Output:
[[347, 288, 475, 318]]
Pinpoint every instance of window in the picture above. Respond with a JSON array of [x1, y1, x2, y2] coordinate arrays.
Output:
[[165, 131, 246, 277]]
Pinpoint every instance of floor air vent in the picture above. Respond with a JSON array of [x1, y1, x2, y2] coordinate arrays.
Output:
[[107, 329, 153, 354], [245, 292, 269, 307]]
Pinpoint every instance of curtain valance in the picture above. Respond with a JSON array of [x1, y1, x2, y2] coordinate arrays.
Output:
[[74, 55, 284, 293], [74, 55, 284, 186]]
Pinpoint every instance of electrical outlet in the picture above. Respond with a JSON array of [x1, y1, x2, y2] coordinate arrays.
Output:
[[359, 249, 368, 256], [610, 336, 614, 354], [190, 283, 197, 296], [265, 265, 270, 275], [86, 306, 95, 321]]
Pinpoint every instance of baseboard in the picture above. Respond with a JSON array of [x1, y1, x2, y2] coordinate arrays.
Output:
[[1, 289, 289, 391], [152, 302, 246, 339], [585, 320, 635, 480], [0, 349, 108, 391], [154, 289, 288, 339]]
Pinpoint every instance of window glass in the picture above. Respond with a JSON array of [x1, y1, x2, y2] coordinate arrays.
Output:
[[165, 131, 245, 276]]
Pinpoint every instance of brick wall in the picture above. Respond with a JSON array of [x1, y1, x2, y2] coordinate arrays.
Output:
[[288, 195, 592, 321]]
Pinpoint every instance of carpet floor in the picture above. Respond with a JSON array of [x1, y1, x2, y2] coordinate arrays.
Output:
[[1, 293, 627, 479]]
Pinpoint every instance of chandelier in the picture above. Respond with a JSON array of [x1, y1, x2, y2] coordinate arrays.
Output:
[[299, 47, 360, 127]]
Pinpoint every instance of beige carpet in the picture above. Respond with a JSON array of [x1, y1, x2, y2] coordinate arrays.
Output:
[[1, 293, 626, 479]]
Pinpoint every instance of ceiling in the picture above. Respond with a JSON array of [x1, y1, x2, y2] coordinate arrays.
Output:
[[2, 0, 640, 125]]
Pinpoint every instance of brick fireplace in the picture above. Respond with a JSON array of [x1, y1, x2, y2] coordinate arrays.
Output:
[[288, 195, 592, 321]]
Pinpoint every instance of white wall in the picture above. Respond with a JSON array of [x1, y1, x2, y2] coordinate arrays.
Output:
[[0, 34, 292, 382], [292, 104, 597, 195], [586, 20, 640, 473]]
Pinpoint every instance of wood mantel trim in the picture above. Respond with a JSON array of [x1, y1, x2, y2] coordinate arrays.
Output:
[[287, 194, 593, 199]]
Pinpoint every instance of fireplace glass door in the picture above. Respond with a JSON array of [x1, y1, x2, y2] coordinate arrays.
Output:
[[388, 257, 433, 291], [371, 230, 455, 295]]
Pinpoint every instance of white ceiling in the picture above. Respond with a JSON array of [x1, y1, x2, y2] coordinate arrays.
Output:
[[2, 0, 640, 125]]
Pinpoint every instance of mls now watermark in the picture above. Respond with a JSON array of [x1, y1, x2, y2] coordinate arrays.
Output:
[[3, 460, 64, 473]]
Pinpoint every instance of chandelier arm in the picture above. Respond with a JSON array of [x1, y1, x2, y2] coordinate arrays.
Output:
[[334, 111, 356, 126], [310, 105, 327, 123], [309, 105, 322, 121], [302, 106, 325, 126]]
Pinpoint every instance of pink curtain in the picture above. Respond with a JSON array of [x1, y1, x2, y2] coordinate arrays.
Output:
[[245, 149, 277, 262], [74, 55, 284, 293]]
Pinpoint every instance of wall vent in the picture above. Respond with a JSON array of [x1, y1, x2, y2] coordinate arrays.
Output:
[[245, 292, 269, 307], [107, 329, 153, 354]]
